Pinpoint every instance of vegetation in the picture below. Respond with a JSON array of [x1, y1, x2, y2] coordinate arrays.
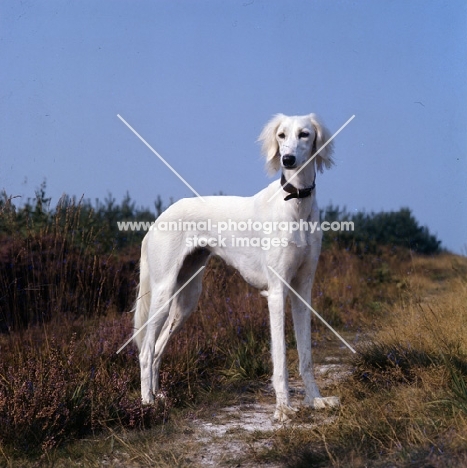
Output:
[[321, 205, 441, 254], [265, 256, 467, 467], [0, 186, 465, 467]]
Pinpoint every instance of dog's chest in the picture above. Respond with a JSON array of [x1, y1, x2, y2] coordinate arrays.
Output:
[[283, 199, 320, 248]]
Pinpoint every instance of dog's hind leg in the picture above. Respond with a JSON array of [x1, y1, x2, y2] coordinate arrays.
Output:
[[139, 281, 176, 404], [151, 249, 209, 397]]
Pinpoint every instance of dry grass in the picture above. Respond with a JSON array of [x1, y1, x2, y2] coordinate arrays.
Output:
[[252, 254, 467, 468]]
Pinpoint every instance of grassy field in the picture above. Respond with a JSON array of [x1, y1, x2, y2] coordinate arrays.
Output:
[[0, 197, 466, 467]]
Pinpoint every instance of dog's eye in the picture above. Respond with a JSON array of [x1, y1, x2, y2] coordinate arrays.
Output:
[[277, 132, 285, 139], [299, 131, 310, 139]]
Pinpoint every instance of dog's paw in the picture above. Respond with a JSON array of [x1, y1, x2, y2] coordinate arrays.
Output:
[[141, 396, 155, 406], [273, 404, 298, 422], [306, 396, 340, 409]]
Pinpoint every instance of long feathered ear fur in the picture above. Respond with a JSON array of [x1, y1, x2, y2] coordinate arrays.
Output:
[[257, 113, 285, 176], [309, 113, 335, 173]]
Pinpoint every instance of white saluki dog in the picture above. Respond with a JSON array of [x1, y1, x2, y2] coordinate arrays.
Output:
[[133, 113, 339, 421]]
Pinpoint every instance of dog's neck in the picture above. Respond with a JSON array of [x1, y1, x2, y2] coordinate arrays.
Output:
[[280, 169, 316, 202]]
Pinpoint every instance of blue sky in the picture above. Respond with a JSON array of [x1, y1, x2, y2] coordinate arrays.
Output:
[[1, 0, 466, 253]]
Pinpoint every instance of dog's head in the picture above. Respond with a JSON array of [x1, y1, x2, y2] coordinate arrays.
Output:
[[258, 113, 334, 176]]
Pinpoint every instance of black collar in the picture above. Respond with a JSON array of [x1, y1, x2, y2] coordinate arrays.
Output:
[[280, 172, 316, 201]]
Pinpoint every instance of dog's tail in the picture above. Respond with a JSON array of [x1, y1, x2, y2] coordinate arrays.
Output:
[[133, 235, 151, 351]]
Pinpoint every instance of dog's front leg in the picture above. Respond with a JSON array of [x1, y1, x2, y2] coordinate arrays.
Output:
[[267, 287, 296, 422], [291, 262, 340, 411]]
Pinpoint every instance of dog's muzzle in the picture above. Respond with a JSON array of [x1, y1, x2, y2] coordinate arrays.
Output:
[[281, 154, 296, 168]]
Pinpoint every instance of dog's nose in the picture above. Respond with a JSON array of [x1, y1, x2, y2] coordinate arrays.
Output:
[[282, 154, 296, 167]]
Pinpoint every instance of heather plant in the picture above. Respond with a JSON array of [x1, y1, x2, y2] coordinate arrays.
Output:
[[0, 313, 167, 455]]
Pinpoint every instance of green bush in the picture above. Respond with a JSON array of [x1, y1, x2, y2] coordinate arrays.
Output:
[[321, 205, 441, 254]]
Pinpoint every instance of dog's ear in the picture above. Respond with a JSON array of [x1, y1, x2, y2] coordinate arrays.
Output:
[[309, 113, 335, 172], [258, 114, 285, 176]]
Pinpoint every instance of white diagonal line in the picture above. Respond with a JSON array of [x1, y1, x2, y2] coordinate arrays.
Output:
[[267, 114, 355, 202], [267, 266, 356, 354], [117, 114, 205, 201], [116, 265, 206, 354]]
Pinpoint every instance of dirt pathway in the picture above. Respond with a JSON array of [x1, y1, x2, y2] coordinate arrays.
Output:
[[184, 357, 352, 467]]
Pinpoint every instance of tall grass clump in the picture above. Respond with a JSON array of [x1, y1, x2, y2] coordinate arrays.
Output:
[[0, 190, 145, 331]]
